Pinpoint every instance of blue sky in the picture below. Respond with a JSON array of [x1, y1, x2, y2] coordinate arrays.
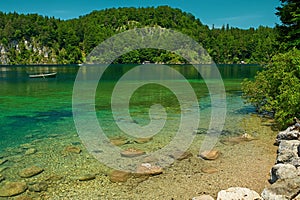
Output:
[[1, 0, 281, 29]]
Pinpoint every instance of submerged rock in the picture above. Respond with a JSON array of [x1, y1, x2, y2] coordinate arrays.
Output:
[[25, 148, 37, 155], [220, 133, 256, 145], [64, 146, 81, 154], [20, 143, 35, 149], [0, 182, 27, 197], [14, 195, 33, 200], [0, 174, 4, 182], [0, 159, 7, 165], [199, 150, 220, 160], [121, 148, 145, 157], [134, 137, 153, 144], [28, 181, 47, 192], [109, 170, 131, 183], [77, 174, 96, 181], [201, 167, 218, 174], [0, 167, 8, 173], [170, 151, 193, 161], [193, 128, 207, 135], [19, 166, 44, 178], [217, 187, 261, 200], [136, 163, 163, 176], [109, 136, 130, 146]]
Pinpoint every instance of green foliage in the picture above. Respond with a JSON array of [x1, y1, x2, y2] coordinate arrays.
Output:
[[276, 0, 300, 49], [242, 49, 300, 129], [0, 7, 278, 64]]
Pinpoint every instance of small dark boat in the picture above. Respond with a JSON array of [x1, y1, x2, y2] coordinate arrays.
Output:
[[29, 72, 57, 78]]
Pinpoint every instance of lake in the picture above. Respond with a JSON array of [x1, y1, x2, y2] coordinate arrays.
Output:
[[0, 64, 277, 199], [0, 64, 259, 151]]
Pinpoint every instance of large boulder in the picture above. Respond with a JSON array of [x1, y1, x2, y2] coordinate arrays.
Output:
[[276, 140, 300, 164], [270, 163, 298, 183], [217, 187, 261, 200], [262, 177, 300, 200], [276, 126, 300, 144]]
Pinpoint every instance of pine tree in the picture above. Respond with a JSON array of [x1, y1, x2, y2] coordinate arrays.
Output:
[[276, 0, 300, 49]]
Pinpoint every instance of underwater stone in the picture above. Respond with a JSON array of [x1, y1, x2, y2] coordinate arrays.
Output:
[[120, 148, 145, 157], [64, 146, 81, 154], [77, 174, 96, 181], [201, 167, 218, 174], [19, 166, 44, 178], [25, 148, 37, 155], [136, 163, 163, 176], [0, 182, 27, 197], [199, 150, 220, 160], [134, 137, 153, 144], [0, 159, 7, 165], [0, 167, 8, 173], [28, 181, 47, 192], [109, 170, 131, 183], [170, 151, 193, 161], [0, 174, 4, 182]]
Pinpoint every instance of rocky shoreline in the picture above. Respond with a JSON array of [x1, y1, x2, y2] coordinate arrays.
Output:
[[192, 122, 300, 200]]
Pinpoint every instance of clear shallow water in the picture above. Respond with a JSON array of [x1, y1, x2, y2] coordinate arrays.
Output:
[[0, 64, 261, 151]]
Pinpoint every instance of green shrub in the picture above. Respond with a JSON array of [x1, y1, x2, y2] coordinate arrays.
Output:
[[242, 49, 300, 129]]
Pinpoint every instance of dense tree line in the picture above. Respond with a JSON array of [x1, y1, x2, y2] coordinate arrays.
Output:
[[242, 0, 300, 129], [0, 6, 278, 64]]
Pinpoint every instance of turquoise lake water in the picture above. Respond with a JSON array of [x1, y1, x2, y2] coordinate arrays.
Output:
[[0, 64, 261, 152]]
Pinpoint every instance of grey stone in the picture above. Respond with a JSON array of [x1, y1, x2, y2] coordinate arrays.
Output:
[[270, 164, 298, 183], [217, 187, 261, 200], [276, 126, 300, 143], [276, 140, 300, 164], [262, 178, 300, 200]]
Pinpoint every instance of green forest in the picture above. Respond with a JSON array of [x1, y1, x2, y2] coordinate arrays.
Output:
[[242, 0, 300, 129], [0, 6, 278, 65]]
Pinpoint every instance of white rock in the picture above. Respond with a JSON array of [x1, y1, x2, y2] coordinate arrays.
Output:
[[217, 187, 261, 200], [270, 164, 298, 183], [192, 195, 214, 200], [261, 188, 289, 200]]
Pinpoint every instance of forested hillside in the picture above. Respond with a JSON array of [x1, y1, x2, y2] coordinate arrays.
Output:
[[0, 6, 278, 64]]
